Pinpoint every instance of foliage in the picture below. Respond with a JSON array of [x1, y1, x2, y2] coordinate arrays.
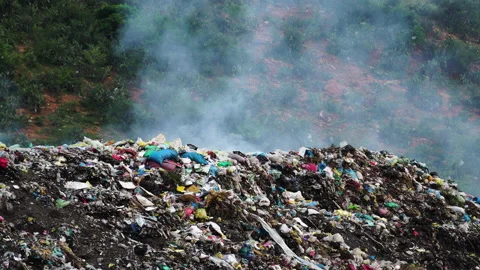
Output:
[[282, 18, 308, 54], [0, 43, 15, 76], [94, 4, 132, 40], [119, 0, 252, 77], [41, 67, 82, 94], [19, 81, 44, 113], [0, 0, 133, 138], [0, 75, 24, 131], [438, 38, 480, 77], [434, 0, 480, 41], [44, 102, 89, 144]]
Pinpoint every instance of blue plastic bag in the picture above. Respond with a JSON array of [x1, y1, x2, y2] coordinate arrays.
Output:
[[209, 165, 218, 176], [147, 149, 178, 164], [318, 162, 326, 171], [181, 152, 208, 165]]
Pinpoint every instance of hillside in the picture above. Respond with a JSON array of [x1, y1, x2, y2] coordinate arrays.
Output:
[[0, 0, 479, 192]]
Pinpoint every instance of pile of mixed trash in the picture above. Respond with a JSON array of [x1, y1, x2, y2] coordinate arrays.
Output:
[[0, 135, 479, 270]]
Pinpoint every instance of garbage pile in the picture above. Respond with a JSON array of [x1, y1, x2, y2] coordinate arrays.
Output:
[[0, 136, 479, 270]]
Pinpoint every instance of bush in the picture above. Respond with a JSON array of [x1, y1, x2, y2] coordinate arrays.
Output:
[[105, 98, 135, 131], [282, 18, 308, 54], [326, 36, 340, 55], [406, 77, 443, 110], [33, 35, 83, 66], [378, 118, 411, 148], [463, 83, 480, 108], [435, 0, 480, 41], [377, 52, 410, 74], [420, 59, 441, 79], [112, 45, 145, 78], [440, 38, 480, 77], [20, 82, 44, 112], [0, 43, 15, 76], [0, 75, 24, 131], [411, 23, 426, 46], [82, 84, 128, 112], [81, 82, 135, 130], [467, 71, 480, 84], [270, 84, 299, 107], [292, 56, 318, 79], [41, 67, 81, 94], [94, 4, 132, 40]]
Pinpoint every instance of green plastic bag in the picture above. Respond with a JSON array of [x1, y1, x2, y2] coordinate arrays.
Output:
[[56, 199, 71, 208], [217, 161, 232, 167], [384, 202, 400, 209]]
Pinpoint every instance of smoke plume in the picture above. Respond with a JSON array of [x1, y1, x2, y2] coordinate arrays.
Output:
[[118, 0, 480, 193]]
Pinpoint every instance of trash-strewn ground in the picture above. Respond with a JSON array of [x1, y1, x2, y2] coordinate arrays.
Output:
[[0, 136, 479, 270]]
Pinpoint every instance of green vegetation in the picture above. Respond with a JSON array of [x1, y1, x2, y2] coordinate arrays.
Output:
[[434, 0, 480, 41], [0, 0, 133, 142]]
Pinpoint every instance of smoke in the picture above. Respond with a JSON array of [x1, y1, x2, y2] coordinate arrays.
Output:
[[118, 1, 480, 192], [118, 0, 320, 151]]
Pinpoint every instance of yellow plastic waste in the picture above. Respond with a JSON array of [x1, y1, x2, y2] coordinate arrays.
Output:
[[186, 185, 200, 193], [195, 208, 208, 220], [390, 159, 398, 166], [334, 209, 353, 218], [137, 140, 148, 147], [253, 250, 264, 256], [176, 186, 185, 193], [104, 140, 115, 146], [69, 142, 89, 148], [0, 143, 6, 150], [435, 178, 444, 186]]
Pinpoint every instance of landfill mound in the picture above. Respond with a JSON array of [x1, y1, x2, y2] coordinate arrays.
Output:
[[0, 136, 479, 270]]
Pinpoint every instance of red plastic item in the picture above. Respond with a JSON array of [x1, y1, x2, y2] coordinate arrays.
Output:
[[160, 160, 181, 171], [362, 264, 375, 270], [0, 157, 8, 169], [301, 163, 317, 172], [112, 154, 125, 161], [207, 151, 217, 159], [184, 207, 194, 218], [118, 148, 137, 159]]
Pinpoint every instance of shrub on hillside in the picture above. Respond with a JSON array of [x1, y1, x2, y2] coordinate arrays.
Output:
[[283, 18, 308, 54], [19, 82, 44, 113], [82, 84, 128, 112], [0, 76, 24, 131], [41, 67, 81, 94], [435, 0, 480, 41], [439, 38, 480, 77], [0, 43, 15, 76], [94, 4, 132, 40]]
